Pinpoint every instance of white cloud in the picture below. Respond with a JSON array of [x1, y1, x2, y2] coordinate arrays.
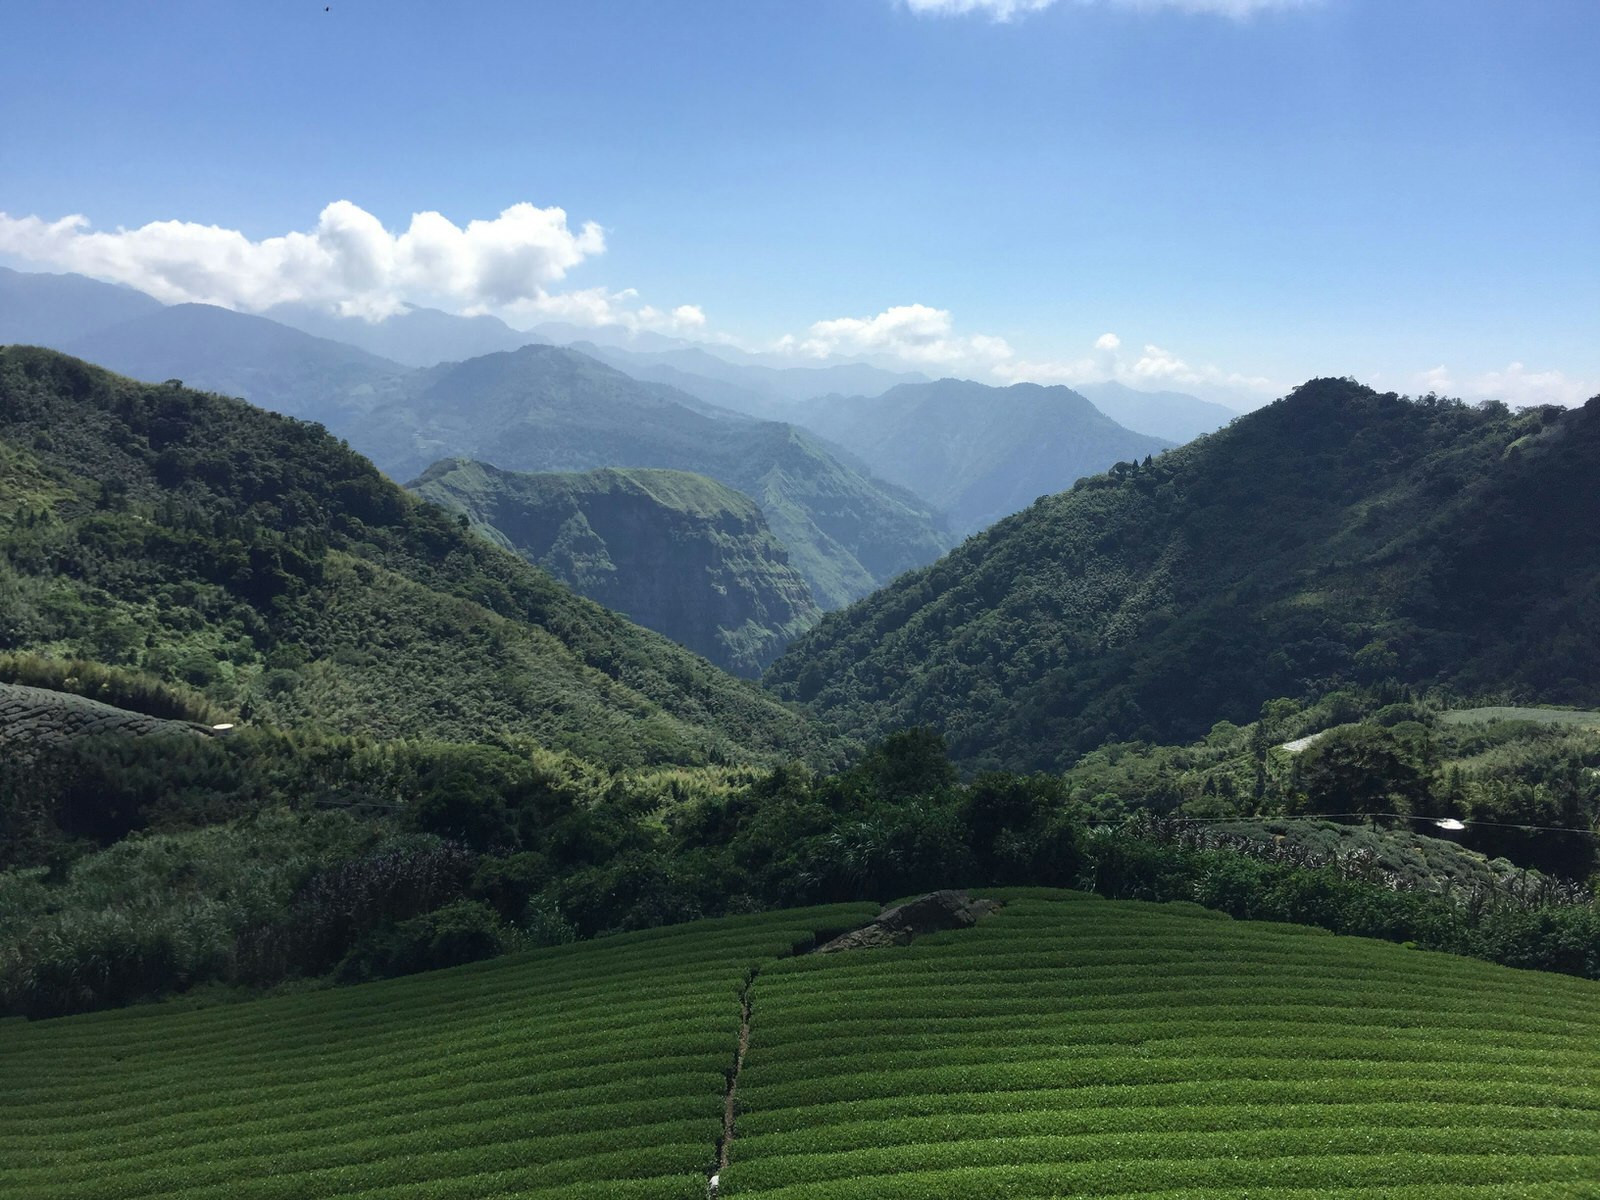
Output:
[[903, 0, 1314, 21], [0, 201, 609, 320], [497, 287, 709, 335], [904, 0, 1055, 19], [781, 303, 1273, 400], [1125, 342, 1273, 393], [783, 303, 1015, 367], [1415, 362, 1593, 408]]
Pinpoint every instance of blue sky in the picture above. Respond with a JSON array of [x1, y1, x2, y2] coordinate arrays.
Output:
[[2, 0, 1595, 405]]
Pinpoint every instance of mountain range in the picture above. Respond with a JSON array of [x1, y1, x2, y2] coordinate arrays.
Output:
[[364, 344, 954, 609]]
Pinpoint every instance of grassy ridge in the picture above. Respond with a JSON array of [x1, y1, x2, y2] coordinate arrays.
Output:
[[724, 892, 1600, 1197], [0, 905, 875, 1200]]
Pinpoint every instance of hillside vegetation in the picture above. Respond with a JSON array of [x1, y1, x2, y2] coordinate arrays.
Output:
[[411, 460, 820, 677], [4, 895, 1598, 1199], [794, 378, 1172, 536], [0, 347, 830, 767], [16, 287, 955, 610], [7, 719, 1596, 1019], [768, 380, 1600, 772]]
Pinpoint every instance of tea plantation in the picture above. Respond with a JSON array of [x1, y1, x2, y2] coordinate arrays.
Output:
[[727, 892, 1600, 1197], [6, 893, 1600, 1198], [0, 905, 876, 1200]]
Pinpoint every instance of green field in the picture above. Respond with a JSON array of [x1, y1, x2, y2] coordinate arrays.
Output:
[[1440, 707, 1600, 729], [6, 893, 1600, 1198]]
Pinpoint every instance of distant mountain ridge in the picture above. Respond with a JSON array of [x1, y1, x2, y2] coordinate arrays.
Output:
[[789, 378, 1174, 536], [1073, 379, 1239, 443], [358, 344, 954, 609], [577, 341, 928, 420], [767, 378, 1600, 772], [65, 303, 410, 428], [2, 288, 953, 611], [410, 460, 821, 677], [265, 302, 538, 367], [0, 265, 164, 346]]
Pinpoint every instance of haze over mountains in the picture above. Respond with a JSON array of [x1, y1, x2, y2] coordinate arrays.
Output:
[[0, 265, 163, 346], [266, 301, 535, 368], [0, 267, 1229, 622], [365, 344, 953, 610], [791, 379, 1174, 536]]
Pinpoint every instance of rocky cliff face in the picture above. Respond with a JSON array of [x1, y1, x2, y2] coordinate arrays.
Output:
[[410, 461, 822, 678]]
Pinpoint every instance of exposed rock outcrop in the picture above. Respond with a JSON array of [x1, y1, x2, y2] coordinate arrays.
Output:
[[816, 890, 1001, 953]]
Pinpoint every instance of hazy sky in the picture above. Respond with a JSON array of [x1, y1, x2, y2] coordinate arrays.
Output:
[[2, 0, 1595, 406]]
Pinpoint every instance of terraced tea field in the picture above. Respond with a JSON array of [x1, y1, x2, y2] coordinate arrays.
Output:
[[724, 892, 1600, 1198], [5, 892, 1600, 1198], [0, 905, 876, 1200]]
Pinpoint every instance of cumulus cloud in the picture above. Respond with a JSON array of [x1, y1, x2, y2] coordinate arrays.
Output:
[[1094, 332, 1121, 351], [902, 0, 1314, 21], [1416, 363, 1594, 408], [0, 201, 613, 320]]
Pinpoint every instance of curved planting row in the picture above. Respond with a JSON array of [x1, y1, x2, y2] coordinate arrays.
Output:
[[723, 891, 1600, 1198], [7, 890, 1600, 1198], [0, 904, 876, 1200]]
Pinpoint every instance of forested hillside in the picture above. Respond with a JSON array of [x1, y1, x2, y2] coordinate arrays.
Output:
[[768, 379, 1600, 771], [410, 460, 821, 677], [0, 347, 831, 767]]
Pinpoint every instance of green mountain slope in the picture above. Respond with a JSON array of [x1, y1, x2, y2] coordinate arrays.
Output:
[[5, 895, 1597, 1198], [361, 345, 953, 609], [767, 379, 1600, 772], [409, 460, 822, 677], [793, 378, 1173, 535], [0, 347, 831, 767]]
